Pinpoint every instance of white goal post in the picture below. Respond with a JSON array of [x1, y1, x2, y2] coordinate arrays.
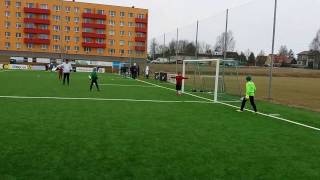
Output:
[[182, 59, 220, 102]]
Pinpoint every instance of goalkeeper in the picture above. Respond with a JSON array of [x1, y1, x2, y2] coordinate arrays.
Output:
[[89, 68, 100, 91], [239, 76, 257, 112]]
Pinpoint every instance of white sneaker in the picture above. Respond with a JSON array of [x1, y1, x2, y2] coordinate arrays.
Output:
[[236, 110, 243, 112]]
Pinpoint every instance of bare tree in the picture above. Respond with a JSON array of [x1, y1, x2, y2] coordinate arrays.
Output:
[[310, 29, 320, 51], [214, 30, 236, 52], [278, 45, 289, 56], [149, 38, 159, 59]]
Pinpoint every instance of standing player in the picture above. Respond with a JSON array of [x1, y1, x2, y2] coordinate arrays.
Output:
[[145, 65, 150, 79], [130, 63, 138, 79], [238, 76, 257, 112], [171, 72, 188, 96], [57, 66, 63, 80], [57, 59, 73, 85], [89, 68, 100, 91]]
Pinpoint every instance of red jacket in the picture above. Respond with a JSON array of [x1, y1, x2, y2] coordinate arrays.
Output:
[[173, 75, 188, 85]]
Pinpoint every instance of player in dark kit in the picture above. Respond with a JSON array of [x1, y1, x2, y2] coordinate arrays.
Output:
[[171, 72, 188, 96], [130, 63, 138, 79], [89, 68, 100, 91]]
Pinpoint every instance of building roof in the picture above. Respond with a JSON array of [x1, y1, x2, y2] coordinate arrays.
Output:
[[297, 50, 320, 55]]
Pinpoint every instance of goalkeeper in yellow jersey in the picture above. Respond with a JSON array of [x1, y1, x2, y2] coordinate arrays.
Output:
[[238, 76, 257, 112]]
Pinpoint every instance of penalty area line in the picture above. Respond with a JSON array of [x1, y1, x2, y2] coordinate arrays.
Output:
[[0, 95, 213, 104], [136, 79, 320, 132]]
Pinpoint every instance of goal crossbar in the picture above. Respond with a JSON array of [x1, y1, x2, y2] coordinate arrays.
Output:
[[182, 59, 220, 102]]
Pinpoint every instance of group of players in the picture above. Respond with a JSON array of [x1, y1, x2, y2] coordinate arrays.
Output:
[[55, 60, 257, 112]]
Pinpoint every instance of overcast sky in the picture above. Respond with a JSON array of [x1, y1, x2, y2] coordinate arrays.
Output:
[[77, 0, 320, 55]]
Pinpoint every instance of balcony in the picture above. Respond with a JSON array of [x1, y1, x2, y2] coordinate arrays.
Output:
[[135, 27, 147, 33], [24, 28, 50, 34], [24, 18, 50, 25], [135, 18, 148, 24], [82, 32, 106, 39], [82, 42, 106, 48], [82, 23, 106, 29], [24, 7, 51, 14], [135, 37, 146, 42], [24, 38, 50, 44], [82, 13, 107, 20], [135, 46, 146, 51]]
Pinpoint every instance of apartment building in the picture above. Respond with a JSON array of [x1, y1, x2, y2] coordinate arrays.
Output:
[[0, 0, 148, 62]]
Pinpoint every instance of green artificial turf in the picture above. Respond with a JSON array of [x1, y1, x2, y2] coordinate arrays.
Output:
[[0, 70, 320, 179]]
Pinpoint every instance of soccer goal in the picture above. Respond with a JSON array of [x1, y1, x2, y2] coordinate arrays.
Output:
[[182, 59, 220, 102]]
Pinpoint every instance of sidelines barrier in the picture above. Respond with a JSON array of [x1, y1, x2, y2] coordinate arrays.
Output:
[[2, 64, 46, 71], [76, 67, 106, 73], [0, 64, 3, 69]]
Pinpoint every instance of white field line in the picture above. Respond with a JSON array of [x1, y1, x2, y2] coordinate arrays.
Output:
[[100, 84, 156, 88], [0, 95, 213, 104], [136, 79, 320, 132], [220, 100, 241, 103]]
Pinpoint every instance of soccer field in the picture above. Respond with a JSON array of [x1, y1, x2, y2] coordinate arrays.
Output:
[[0, 70, 320, 179]]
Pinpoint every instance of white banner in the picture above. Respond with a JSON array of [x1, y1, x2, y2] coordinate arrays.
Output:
[[9, 64, 30, 70], [36, 58, 50, 63], [0, 64, 3, 69], [31, 65, 46, 71], [76, 67, 105, 73], [167, 73, 176, 84]]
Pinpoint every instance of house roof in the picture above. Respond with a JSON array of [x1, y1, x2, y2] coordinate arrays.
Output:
[[298, 50, 320, 55]]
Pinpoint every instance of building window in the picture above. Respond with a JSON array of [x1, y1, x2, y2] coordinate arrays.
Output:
[[27, 3, 34, 8], [96, 39, 104, 44], [41, 44, 48, 49], [40, 4, 48, 9], [128, 50, 133, 55], [96, 29, 105, 34], [74, 17, 80, 23], [109, 39, 115, 45], [16, 2, 21, 7], [97, 20, 104, 24], [109, 30, 115, 36], [65, 16, 71, 22], [84, 47, 91, 53], [120, 21, 125, 27], [5, 32, 10, 37], [74, 37, 80, 42], [27, 43, 33, 49], [53, 15, 60, 21], [16, 12, 21, 18], [16, 23, 22, 29], [84, 8, 91, 13], [128, 13, 135, 18], [26, 13, 35, 18], [53, 45, 60, 51], [16, 33, 22, 38], [128, 41, 134, 46], [53, 25, 60, 31], [5, 11, 10, 17], [97, 48, 104, 54], [65, 36, 70, 42], [39, 34, 49, 39], [5, 42, 10, 48], [83, 18, 92, 23], [5, 21, 10, 28], [16, 43, 21, 49], [65, 46, 71, 51], [65, 6, 71, 12], [5, 1, 11, 6], [137, 14, 145, 19], [83, 28, 93, 33], [120, 12, 125, 17], [84, 38, 93, 43], [65, 26, 70, 32], [53, 35, 60, 40], [54, 5, 61, 11], [120, 31, 125, 36], [74, 7, 79, 13], [74, 46, 80, 51], [26, 34, 34, 38], [40, 14, 48, 20], [74, 27, 80, 32], [128, 22, 135, 27], [25, 23, 34, 28], [120, 40, 125, 46], [128, 32, 133, 37], [97, 10, 105, 15], [108, 49, 115, 54], [119, 49, 125, 55], [39, 25, 49, 30], [109, 11, 116, 17], [109, 20, 115, 26]]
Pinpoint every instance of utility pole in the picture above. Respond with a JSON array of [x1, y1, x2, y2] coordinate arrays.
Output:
[[268, 0, 278, 99], [223, 9, 229, 60], [195, 20, 199, 59], [176, 28, 179, 74]]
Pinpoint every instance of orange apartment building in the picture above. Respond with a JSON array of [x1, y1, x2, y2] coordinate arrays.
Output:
[[0, 0, 148, 62]]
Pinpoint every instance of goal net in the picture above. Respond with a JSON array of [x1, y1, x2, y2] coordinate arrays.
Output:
[[182, 59, 242, 102]]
